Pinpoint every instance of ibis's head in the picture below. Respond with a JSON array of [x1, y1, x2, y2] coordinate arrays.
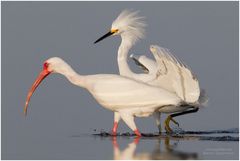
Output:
[[24, 57, 72, 116], [94, 10, 146, 45]]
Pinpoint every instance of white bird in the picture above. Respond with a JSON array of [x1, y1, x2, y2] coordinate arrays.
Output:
[[24, 57, 184, 136], [94, 10, 205, 134], [130, 54, 158, 75]]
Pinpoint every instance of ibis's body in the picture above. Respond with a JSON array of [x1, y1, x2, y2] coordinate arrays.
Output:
[[24, 57, 183, 136], [85, 74, 181, 114]]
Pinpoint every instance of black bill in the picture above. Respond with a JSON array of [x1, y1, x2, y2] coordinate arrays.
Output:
[[94, 31, 114, 44]]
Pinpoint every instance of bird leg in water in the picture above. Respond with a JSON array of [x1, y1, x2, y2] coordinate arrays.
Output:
[[153, 112, 162, 134], [120, 113, 141, 136], [164, 116, 179, 133], [112, 112, 121, 135], [112, 122, 118, 136], [165, 107, 199, 133]]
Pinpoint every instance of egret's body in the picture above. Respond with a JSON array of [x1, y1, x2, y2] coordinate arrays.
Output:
[[24, 57, 183, 136], [95, 10, 204, 134]]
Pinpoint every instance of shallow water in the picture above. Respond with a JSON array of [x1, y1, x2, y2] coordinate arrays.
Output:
[[4, 129, 238, 160], [90, 129, 239, 160]]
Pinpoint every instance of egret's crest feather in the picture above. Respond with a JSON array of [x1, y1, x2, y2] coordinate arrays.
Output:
[[112, 10, 146, 44]]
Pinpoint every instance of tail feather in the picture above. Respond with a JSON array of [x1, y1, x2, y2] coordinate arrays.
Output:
[[198, 89, 209, 107], [179, 89, 208, 108]]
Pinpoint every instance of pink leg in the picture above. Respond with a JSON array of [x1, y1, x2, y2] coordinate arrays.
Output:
[[112, 121, 118, 135], [134, 129, 142, 137], [119, 113, 141, 136], [112, 112, 121, 135]]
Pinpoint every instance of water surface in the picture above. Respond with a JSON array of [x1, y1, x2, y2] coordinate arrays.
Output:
[[4, 129, 238, 159]]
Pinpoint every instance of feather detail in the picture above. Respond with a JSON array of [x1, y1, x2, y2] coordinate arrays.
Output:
[[112, 10, 146, 45], [150, 45, 200, 103]]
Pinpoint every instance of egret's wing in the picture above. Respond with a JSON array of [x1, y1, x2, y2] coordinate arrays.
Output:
[[130, 54, 149, 73], [130, 54, 158, 75], [150, 45, 200, 103]]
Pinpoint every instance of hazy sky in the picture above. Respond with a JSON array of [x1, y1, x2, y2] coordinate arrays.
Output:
[[2, 1, 238, 159]]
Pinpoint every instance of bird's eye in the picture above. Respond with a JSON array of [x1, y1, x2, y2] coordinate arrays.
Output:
[[43, 62, 49, 70]]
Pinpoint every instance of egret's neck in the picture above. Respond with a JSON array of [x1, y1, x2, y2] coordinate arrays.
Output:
[[117, 34, 134, 76]]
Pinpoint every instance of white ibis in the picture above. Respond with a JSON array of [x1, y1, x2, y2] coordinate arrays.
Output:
[[24, 57, 185, 136], [94, 10, 205, 134]]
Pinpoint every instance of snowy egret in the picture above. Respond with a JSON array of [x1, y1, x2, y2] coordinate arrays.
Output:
[[24, 57, 186, 136], [130, 54, 158, 75], [95, 10, 206, 133]]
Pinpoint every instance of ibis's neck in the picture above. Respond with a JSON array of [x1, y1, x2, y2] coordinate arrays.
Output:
[[117, 34, 134, 77], [59, 65, 86, 88]]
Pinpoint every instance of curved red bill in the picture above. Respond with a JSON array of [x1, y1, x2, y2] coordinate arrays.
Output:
[[24, 63, 51, 116]]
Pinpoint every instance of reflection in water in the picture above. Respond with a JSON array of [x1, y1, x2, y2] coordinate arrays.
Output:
[[90, 129, 238, 159], [112, 136, 198, 160]]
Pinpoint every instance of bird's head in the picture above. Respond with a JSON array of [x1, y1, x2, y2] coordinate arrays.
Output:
[[46, 57, 73, 74], [94, 10, 146, 45], [24, 57, 72, 116]]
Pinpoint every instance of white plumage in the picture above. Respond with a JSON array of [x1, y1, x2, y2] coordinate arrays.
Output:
[[149, 45, 200, 103], [112, 10, 146, 45], [24, 57, 182, 136], [24, 10, 206, 136], [130, 54, 158, 74], [95, 10, 205, 134]]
